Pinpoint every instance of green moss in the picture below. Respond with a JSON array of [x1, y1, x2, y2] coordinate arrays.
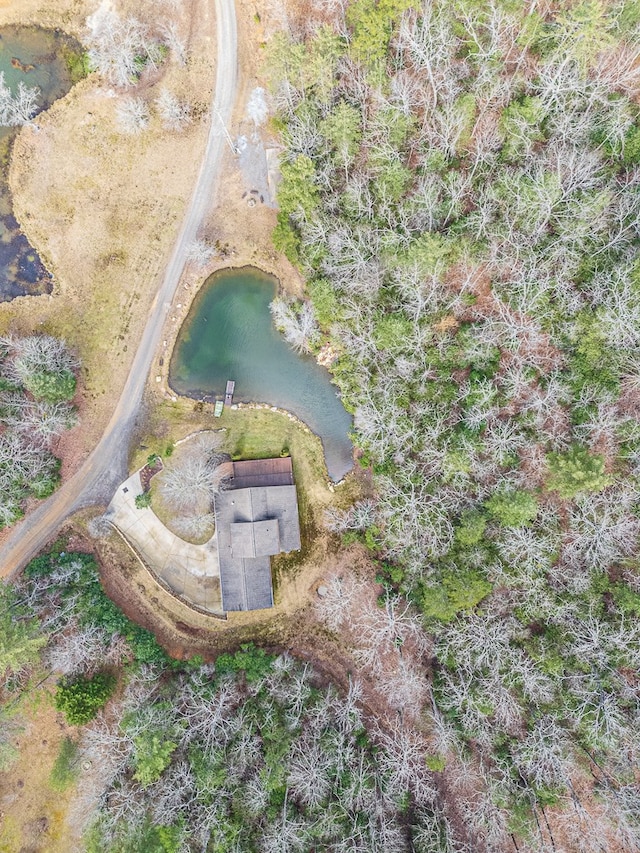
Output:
[[49, 737, 80, 792], [60, 44, 92, 84]]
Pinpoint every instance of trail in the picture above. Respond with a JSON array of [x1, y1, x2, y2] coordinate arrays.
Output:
[[0, 0, 238, 578]]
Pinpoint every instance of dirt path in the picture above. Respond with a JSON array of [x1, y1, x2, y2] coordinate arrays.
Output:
[[0, 0, 239, 579]]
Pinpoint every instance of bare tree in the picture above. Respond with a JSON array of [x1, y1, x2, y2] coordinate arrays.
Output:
[[513, 717, 573, 789], [315, 574, 366, 633], [86, 9, 164, 89], [16, 401, 77, 444], [376, 657, 429, 718], [270, 298, 320, 354], [158, 452, 227, 515], [286, 737, 333, 808], [185, 238, 216, 267], [4, 334, 78, 386], [563, 490, 640, 573], [160, 20, 187, 65], [374, 719, 436, 808], [0, 72, 40, 126], [155, 88, 191, 131], [324, 498, 377, 533], [44, 623, 111, 676], [116, 97, 150, 134]]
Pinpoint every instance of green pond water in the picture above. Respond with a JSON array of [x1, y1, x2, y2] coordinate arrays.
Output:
[[169, 267, 354, 482], [0, 26, 82, 300]]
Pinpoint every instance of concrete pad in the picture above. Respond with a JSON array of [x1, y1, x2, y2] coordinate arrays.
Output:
[[106, 471, 224, 615]]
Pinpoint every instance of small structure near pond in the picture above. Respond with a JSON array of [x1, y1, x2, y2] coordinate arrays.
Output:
[[213, 379, 235, 417], [214, 457, 301, 611]]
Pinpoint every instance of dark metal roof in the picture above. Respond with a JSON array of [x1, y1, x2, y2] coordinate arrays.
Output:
[[214, 459, 301, 611], [228, 457, 294, 489]]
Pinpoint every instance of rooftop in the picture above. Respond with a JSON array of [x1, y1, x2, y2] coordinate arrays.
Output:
[[227, 456, 295, 489], [214, 458, 301, 611]]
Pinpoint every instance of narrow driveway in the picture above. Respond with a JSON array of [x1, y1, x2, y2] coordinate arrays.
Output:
[[0, 0, 238, 578]]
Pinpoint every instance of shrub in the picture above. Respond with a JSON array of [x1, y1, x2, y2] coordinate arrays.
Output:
[[0, 583, 46, 679], [568, 310, 620, 393], [135, 491, 152, 509], [420, 567, 492, 623], [308, 278, 339, 328], [86, 819, 183, 853], [31, 470, 61, 499], [425, 754, 447, 772], [623, 123, 640, 165], [54, 671, 116, 725], [215, 643, 275, 683], [23, 369, 76, 403], [61, 45, 92, 84], [454, 510, 487, 546], [133, 730, 178, 787], [611, 583, 640, 616], [71, 558, 169, 665]]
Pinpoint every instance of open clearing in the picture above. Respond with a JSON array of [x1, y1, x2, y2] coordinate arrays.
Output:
[[0, 699, 78, 853]]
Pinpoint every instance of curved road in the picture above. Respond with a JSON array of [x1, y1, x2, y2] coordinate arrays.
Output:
[[0, 0, 238, 578]]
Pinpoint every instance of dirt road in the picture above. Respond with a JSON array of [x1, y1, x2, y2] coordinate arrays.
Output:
[[0, 0, 238, 578]]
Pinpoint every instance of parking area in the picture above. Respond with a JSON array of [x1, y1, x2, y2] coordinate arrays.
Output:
[[106, 471, 223, 614]]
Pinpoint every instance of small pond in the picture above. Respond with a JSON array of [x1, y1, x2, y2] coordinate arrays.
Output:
[[0, 26, 83, 300], [169, 267, 354, 482]]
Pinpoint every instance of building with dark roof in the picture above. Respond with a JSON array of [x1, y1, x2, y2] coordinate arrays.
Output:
[[214, 457, 301, 611]]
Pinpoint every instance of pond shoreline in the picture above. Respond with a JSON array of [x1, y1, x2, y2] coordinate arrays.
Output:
[[0, 24, 83, 300], [164, 265, 354, 483], [169, 390, 351, 487]]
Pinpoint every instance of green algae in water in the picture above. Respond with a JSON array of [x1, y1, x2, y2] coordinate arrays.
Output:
[[0, 26, 83, 300], [169, 267, 354, 482]]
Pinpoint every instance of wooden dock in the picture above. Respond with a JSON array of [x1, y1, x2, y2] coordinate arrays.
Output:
[[225, 380, 235, 406]]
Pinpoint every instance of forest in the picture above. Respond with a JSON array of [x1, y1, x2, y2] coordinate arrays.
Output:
[[1, 547, 449, 852], [265, 0, 640, 849], [0, 335, 78, 527]]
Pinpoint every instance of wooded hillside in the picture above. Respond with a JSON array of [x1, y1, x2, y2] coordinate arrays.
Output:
[[268, 0, 640, 849]]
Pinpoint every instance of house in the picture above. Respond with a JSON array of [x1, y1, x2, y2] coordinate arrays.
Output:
[[213, 457, 301, 611]]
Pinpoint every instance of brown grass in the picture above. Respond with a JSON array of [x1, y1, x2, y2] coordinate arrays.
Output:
[[0, 698, 80, 853]]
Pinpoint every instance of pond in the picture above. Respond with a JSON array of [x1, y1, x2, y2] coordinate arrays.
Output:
[[0, 26, 83, 300], [169, 267, 354, 482]]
